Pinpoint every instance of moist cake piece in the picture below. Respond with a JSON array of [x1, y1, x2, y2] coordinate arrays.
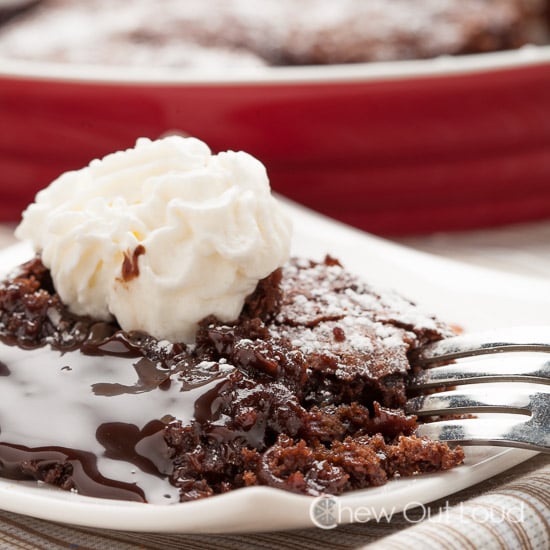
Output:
[[0, 0, 546, 67], [271, 257, 448, 408], [0, 255, 463, 502]]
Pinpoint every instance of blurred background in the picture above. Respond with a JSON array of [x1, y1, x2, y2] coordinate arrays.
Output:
[[1, 0, 550, 236]]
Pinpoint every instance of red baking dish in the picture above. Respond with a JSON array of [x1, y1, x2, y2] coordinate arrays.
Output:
[[1, 47, 550, 236]]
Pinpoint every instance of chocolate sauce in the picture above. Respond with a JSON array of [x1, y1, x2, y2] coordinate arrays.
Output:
[[0, 361, 9, 376], [0, 339, 235, 503], [0, 443, 146, 502], [121, 244, 145, 282]]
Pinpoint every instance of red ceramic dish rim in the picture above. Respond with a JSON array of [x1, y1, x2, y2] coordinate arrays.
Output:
[[1, 44, 550, 85]]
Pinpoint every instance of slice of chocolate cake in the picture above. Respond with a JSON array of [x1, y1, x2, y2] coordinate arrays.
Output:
[[0, 255, 463, 503]]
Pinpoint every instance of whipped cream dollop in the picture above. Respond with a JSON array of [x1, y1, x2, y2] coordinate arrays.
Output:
[[16, 136, 292, 343]]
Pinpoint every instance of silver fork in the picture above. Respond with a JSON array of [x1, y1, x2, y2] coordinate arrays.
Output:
[[406, 327, 550, 453]]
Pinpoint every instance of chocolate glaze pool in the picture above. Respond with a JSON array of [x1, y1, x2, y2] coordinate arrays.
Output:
[[0, 331, 238, 502]]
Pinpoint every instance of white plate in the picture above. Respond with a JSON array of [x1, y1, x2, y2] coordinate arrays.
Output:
[[0, 200, 547, 534]]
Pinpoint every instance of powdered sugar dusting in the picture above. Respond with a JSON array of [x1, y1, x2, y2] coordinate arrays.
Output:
[[268, 257, 452, 382]]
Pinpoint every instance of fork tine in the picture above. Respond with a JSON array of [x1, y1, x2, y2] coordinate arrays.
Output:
[[407, 386, 550, 452], [412, 326, 550, 366], [405, 385, 541, 417], [408, 328, 550, 453], [409, 355, 550, 389], [415, 417, 550, 453]]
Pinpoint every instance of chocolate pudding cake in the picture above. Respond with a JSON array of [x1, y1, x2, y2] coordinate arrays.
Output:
[[0, 0, 547, 68], [0, 255, 463, 503], [0, 135, 463, 504]]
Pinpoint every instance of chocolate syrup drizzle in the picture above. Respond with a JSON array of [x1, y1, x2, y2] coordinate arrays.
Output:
[[0, 330, 234, 503], [120, 244, 146, 282]]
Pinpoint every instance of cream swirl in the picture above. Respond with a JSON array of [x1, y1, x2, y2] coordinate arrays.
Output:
[[16, 136, 292, 343]]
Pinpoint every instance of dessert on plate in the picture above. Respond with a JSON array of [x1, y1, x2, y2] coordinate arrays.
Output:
[[0, 0, 547, 68], [0, 136, 463, 503]]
